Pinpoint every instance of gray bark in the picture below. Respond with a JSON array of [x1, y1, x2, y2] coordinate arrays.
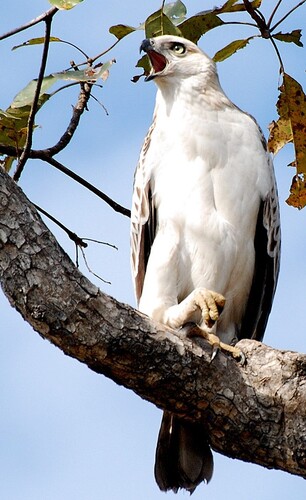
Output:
[[0, 168, 305, 478]]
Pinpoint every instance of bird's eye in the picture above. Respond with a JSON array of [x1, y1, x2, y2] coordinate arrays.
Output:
[[171, 43, 186, 55]]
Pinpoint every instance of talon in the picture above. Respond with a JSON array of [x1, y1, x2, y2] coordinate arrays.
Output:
[[210, 344, 219, 362], [238, 351, 246, 365]]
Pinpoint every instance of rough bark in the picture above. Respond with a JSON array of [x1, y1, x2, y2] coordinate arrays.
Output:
[[0, 168, 305, 478]]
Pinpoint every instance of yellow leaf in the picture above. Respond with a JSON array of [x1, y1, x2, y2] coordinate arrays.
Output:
[[286, 174, 306, 209], [268, 73, 306, 176]]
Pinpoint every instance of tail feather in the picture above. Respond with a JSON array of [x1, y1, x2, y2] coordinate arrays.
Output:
[[154, 411, 213, 493]]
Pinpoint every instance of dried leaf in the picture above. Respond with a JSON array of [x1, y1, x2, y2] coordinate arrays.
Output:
[[0, 105, 36, 171], [286, 174, 306, 209], [213, 37, 252, 62], [268, 118, 292, 156], [273, 30, 303, 48], [269, 74, 306, 177]]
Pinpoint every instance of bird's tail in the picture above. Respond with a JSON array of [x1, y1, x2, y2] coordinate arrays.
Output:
[[154, 411, 213, 494]]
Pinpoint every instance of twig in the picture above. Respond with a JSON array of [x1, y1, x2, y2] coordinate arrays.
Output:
[[79, 246, 111, 284], [88, 39, 120, 65], [270, 0, 306, 32], [13, 14, 54, 181], [33, 203, 88, 248], [243, 0, 270, 38], [83, 238, 118, 251], [39, 155, 131, 218], [38, 81, 93, 157], [0, 7, 58, 41], [0, 145, 131, 218], [269, 36, 285, 74], [267, 0, 283, 28]]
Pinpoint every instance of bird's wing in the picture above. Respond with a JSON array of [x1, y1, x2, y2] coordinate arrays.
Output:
[[131, 122, 157, 304], [239, 155, 281, 342]]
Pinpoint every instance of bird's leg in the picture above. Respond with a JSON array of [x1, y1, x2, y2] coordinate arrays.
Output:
[[164, 288, 244, 362]]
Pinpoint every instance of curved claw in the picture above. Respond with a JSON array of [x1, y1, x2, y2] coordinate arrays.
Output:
[[237, 350, 246, 366], [210, 344, 219, 363]]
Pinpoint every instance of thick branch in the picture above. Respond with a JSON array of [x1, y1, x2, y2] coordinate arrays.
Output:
[[0, 168, 305, 477]]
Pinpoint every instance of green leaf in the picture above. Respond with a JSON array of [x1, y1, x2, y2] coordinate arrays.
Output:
[[163, 0, 187, 26], [11, 76, 55, 108], [11, 60, 115, 109], [273, 30, 303, 48], [12, 37, 62, 51], [48, 0, 83, 9], [109, 24, 137, 41], [145, 8, 182, 38], [179, 12, 224, 44], [213, 37, 252, 62], [53, 60, 115, 83]]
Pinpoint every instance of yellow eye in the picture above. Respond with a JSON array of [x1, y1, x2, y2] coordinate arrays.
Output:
[[171, 43, 186, 55]]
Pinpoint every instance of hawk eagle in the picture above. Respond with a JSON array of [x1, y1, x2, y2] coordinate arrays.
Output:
[[130, 35, 280, 493]]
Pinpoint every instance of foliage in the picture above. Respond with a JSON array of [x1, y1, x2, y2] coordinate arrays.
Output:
[[0, 0, 305, 210]]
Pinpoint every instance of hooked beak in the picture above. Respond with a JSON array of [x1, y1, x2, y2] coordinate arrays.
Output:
[[140, 39, 167, 81]]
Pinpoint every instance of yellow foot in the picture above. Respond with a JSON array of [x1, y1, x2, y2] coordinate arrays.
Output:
[[164, 288, 226, 330], [185, 324, 245, 364]]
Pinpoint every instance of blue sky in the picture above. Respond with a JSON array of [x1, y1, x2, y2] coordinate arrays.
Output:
[[0, 1, 305, 499]]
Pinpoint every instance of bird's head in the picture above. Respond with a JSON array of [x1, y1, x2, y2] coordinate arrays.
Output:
[[140, 35, 216, 87]]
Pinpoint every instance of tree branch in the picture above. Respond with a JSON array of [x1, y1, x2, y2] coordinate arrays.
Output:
[[0, 7, 58, 41], [34, 80, 93, 158], [0, 146, 130, 217], [14, 14, 54, 181], [0, 168, 305, 477]]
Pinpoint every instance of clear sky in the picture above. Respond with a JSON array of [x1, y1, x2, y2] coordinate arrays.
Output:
[[0, 1, 305, 499]]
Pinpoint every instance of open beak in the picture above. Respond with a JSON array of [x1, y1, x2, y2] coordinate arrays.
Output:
[[140, 39, 167, 81]]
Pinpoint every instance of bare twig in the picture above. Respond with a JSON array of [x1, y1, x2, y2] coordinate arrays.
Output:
[[79, 246, 111, 284], [13, 13, 54, 181], [39, 155, 131, 218], [267, 0, 283, 28], [269, 36, 285, 74], [270, 0, 306, 32], [83, 238, 118, 251], [88, 39, 120, 65], [0, 145, 131, 218], [0, 7, 58, 41], [38, 82, 93, 157], [33, 203, 88, 249]]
